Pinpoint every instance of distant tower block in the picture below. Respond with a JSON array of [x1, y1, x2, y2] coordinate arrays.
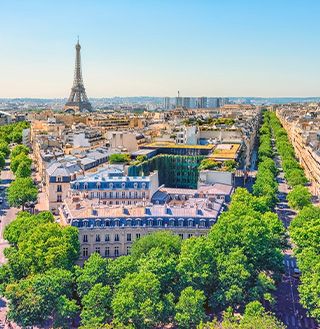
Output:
[[63, 39, 93, 113]]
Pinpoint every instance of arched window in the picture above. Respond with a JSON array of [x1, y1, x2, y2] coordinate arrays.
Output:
[[178, 218, 184, 227], [169, 218, 175, 227], [126, 218, 132, 227], [97, 182, 101, 189], [135, 218, 141, 226], [157, 218, 163, 227], [75, 183, 80, 190], [188, 218, 194, 227]]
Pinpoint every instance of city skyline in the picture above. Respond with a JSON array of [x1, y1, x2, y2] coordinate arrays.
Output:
[[1, 0, 320, 98]]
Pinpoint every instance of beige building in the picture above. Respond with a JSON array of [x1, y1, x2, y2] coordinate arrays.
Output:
[[59, 195, 224, 262]]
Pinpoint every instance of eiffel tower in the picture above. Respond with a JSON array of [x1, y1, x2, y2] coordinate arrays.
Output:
[[63, 39, 93, 113]]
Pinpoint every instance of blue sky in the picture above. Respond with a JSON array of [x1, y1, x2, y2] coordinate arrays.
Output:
[[0, 0, 319, 98]]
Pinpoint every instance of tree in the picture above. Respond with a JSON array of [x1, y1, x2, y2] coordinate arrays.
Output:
[[6, 177, 38, 210], [4, 222, 80, 281], [75, 253, 108, 298], [10, 153, 32, 174], [137, 247, 179, 295], [286, 185, 312, 210], [109, 153, 130, 164], [285, 168, 308, 186], [112, 271, 167, 329], [80, 283, 113, 329], [0, 152, 5, 169], [174, 287, 206, 329], [5, 268, 79, 328], [177, 236, 217, 297], [10, 144, 30, 159], [15, 160, 32, 178], [0, 141, 10, 157], [198, 301, 286, 329], [3, 211, 54, 248], [130, 231, 181, 260]]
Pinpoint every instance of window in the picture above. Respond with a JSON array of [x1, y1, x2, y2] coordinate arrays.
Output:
[[127, 246, 131, 255], [169, 219, 175, 227], [122, 183, 125, 189], [134, 191, 138, 198], [200, 221, 206, 227], [122, 191, 126, 198], [96, 221, 101, 227], [114, 234, 119, 242], [114, 247, 119, 257], [114, 220, 119, 227], [188, 220, 193, 227], [57, 185, 62, 192], [142, 183, 146, 189], [105, 247, 110, 257], [82, 247, 88, 257], [57, 176, 62, 182], [179, 234, 184, 239], [95, 247, 100, 255], [57, 195, 62, 202], [136, 233, 141, 239], [96, 234, 100, 242], [142, 192, 146, 198], [133, 183, 138, 189], [188, 233, 193, 239], [83, 221, 88, 227], [127, 233, 131, 242], [105, 234, 110, 242], [97, 183, 101, 189], [157, 220, 162, 227], [84, 183, 88, 189], [109, 183, 113, 189], [75, 183, 80, 190], [178, 220, 184, 227], [128, 191, 132, 198], [116, 192, 120, 198], [83, 235, 88, 243], [148, 220, 153, 227], [127, 219, 132, 227], [136, 219, 141, 226]]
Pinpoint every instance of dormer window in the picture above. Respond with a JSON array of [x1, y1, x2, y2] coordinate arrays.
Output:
[[109, 183, 113, 189], [57, 175, 62, 182], [75, 183, 80, 190], [97, 182, 101, 189], [142, 183, 146, 189], [122, 182, 126, 189], [84, 183, 88, 190], [133, 183, 138, 189]]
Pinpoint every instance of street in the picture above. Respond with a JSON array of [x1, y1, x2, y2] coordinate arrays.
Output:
[[272, 142, 318, 329], [0, 158, 19, 265]]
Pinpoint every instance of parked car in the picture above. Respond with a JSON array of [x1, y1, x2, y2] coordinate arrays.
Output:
[[278, 204, 284, 209], [0, 197, 3, 204], [0, 186, 5, 190], [293, 268, 302, 279]]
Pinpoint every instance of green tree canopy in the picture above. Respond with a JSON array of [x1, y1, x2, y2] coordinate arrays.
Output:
[[5, 268, 78, 328], [112, 271, 167, 329], [6, 177, 38, 210], [109, 153, 131, 164], [10, 153, 32, 174], [286, 185, 312, 210], [174, 287, 206, 329], [0, 141, 10, 157], [0, 152, 5, 169], [10, 144, 30, 159], [130, 231, 182, 260], [75, 253, 108, 298], [80, 283, 113, 329], [15, 160, 32, 178]]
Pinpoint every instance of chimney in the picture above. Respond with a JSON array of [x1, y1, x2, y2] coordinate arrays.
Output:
[[75, 203, 81, 209]]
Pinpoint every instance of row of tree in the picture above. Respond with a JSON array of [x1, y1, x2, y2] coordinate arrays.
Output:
[[253, 112, 279, 208], [7, 144, 38, 210], [267, 112, 312, 210], [266, 113, 320, 320]]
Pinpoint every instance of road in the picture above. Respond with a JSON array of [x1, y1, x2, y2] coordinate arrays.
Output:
[[0, 158, 19, 265], [272, 141, 318, 329]]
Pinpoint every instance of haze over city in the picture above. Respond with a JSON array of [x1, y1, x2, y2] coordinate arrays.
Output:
[[1, 0, 320, 98]]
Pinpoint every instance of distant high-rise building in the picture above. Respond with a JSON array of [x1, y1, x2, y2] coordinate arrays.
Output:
[[219, 98, 229, 107], [63, 39, 92, 113], [175, 91, 183, 107], [182, 97, 191, 108], [163, 97, 171, 109], [207, 97, 219, 108], [197, 97, 207, 108]]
